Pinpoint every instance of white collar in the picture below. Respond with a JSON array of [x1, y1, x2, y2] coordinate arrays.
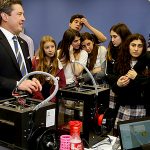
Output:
[[131, 60, 138, 68], [0, 27, 15, 42]]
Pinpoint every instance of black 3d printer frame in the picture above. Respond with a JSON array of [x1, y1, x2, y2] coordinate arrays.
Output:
[[0, 98, 56, 150], [56, 85, 110, 144]]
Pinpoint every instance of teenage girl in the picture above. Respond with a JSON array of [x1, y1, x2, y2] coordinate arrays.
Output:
[[58, 28, 88, 86], [112, 33, 150, 136], [32, 36, 66, 102], [106, 23, 132, 136], [106, 23, 132, 85], [80, 32, 107, 86], [106, 23, 131, 112]]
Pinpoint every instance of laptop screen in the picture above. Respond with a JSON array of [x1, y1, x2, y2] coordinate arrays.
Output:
[[118, 117, 150, 150]]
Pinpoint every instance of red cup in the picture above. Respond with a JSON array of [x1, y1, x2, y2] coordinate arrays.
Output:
[[69, 121, 82, 136]]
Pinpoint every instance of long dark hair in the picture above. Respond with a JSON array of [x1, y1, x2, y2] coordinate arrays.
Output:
[[106, 23, 131, 61], [114, 33, 147, 76], [80, 32, 98, 70], [58, 28, 80, 68]]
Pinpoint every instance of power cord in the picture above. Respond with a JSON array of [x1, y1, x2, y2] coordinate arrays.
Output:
[[12, 71, 59, 142]]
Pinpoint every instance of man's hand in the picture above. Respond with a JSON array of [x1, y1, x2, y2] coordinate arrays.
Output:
[[32, 78, 42, 91], [18, 78, 42, 94]]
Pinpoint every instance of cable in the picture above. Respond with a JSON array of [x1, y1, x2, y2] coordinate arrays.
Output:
[[82, 135, 112, 149], [71, 61, 113, 149], [71, 60, 98, 96], [12, 71, 59, 141], [82, 138, 91, 149], [12, 71, 58, 111], [71, 61, 110, 136]]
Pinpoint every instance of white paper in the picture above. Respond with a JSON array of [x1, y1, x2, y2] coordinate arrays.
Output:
[[46, 109, 55, 127]]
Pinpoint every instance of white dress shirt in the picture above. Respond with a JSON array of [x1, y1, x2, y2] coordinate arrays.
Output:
[[0, 27, 28, 74]]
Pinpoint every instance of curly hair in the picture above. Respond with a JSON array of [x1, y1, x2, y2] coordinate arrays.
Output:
[[106, 23, 131, 62], [114, 33, 147, 76], [36, 36, 58, 85]]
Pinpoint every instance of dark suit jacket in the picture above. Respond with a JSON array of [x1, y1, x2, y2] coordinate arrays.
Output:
[[0, 30, 32, 100]]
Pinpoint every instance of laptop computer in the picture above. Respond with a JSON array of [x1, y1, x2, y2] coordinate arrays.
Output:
[[117, 117, 150, 150]]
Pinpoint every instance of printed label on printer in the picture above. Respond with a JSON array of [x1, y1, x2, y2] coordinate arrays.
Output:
[[46, 109, 55, 127]]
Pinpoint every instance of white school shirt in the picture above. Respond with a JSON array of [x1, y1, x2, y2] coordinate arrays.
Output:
[[92, 46, 107, 69], [58, 50, 88, 85]]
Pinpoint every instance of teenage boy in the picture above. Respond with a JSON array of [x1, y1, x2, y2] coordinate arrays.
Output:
[[57, 14, 107, 49]]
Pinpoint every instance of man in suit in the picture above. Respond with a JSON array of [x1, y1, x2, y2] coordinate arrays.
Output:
[[0, 0, 42, 100]]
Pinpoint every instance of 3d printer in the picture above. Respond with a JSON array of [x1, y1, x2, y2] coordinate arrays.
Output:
[[0, 62, 113, 149], [0, 71, 58, 150], [0, 97, 56, 150], [56, 85, 110, 144], [56, 60, 113, 146]]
